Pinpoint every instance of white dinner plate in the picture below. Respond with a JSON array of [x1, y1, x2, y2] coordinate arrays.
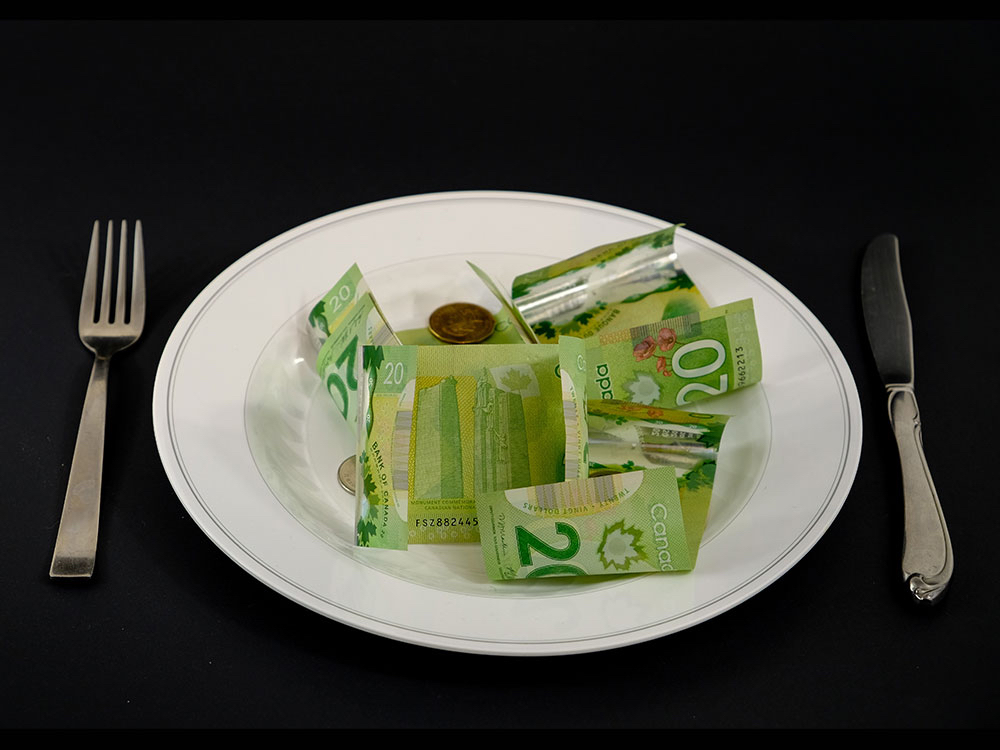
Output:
[[152, 191, 862, 655]]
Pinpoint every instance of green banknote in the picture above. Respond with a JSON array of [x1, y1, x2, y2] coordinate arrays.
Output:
[[395, 303, 527, 346], [315, 262, 525, 346], [356, 338, 589, 549], [588, 399, 729, 476], [586, 298, 762, 408], [587, 399, 731, 561], [308, 264, 370, 349], [476, 466, 696, 580], [315, 291, 400, 437], [510, 227, 708, 342], [467, 262, 539, 343]]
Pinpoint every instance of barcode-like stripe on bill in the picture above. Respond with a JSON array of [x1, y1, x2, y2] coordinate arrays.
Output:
[[392, 410, 412, 490]]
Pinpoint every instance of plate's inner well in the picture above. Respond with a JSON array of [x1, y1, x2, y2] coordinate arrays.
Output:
[[244, 253, 772, 597]]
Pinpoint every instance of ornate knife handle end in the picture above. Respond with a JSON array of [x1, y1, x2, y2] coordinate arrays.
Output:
[[907, 572, 951, 604], [887, 386, 954, 605]]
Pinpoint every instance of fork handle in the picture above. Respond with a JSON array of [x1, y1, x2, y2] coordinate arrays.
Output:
[[888, 386, 954, 604], [50, 356, 110, 578]]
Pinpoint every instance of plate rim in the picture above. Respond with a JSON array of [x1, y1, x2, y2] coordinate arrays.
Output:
[[152, 189, 863, 655]]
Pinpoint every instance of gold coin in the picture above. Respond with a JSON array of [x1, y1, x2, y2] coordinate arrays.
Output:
[[428, 302, 496, 344], [338, 455, 356, 494]]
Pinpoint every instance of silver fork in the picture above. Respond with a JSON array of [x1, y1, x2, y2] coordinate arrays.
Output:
[[50, 220, 146, 578]]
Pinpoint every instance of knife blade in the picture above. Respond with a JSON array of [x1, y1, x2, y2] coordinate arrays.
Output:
[[861, 233, 953, 604]]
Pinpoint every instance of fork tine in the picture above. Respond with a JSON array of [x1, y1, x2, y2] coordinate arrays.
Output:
[[130, 220, 146, 330], [79, 221, 101, 329], [99, 220, 114, 323], [115, 220, 129, 324]]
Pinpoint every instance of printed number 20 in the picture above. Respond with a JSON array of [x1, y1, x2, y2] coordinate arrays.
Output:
[[675, 339, 729, 405], [382, 361, 405, 385], [515, 522, 587, 578], [326, 335, 359, 419]]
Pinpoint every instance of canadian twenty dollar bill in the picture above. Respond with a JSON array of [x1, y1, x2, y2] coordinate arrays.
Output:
[[394, 305, 529, 346], [308, 264, 376, 348], [467, 261, 539, 343], [476, 466, 697, 580], [586, 298, 762, 408], [356, 338, 589, 549], [315, 291, 400, 437], [510, 226, 708, 342], [587, 399, 731, 560], [308, 264, 402, 437], [588, 399, 729, 476]]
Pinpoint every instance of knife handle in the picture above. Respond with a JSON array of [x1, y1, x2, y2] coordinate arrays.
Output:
[[887, 386, 953, 604]]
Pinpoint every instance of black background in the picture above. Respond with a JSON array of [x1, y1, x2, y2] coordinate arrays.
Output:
[[2, 20, 997, 728]]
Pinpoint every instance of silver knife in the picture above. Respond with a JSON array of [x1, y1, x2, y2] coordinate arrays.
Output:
[[861, 233, 953, 604]]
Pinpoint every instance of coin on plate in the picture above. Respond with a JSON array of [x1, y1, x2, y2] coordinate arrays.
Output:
[[428, 302, 496, 344], [338, 455, 356, 494]]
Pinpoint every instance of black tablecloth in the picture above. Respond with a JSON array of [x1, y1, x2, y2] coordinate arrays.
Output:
[[3, 20, 996, 728]]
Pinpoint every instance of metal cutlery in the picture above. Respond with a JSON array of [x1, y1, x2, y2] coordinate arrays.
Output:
[[861, 233, 953, 604], [50, 221, 146, 578]]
